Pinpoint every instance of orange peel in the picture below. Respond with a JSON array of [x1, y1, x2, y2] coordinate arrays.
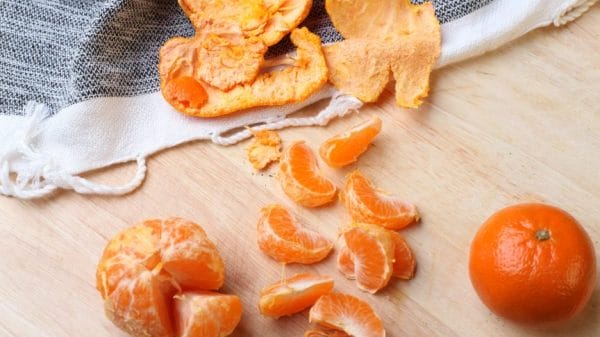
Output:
[[160, 27, 328, 117], [179, 0, 312, 46], [324, 0, 441, 108], [246, 130, 282, 170]]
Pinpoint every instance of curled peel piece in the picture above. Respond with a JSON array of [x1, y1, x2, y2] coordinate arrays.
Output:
[[198, 32, 267, 91], [259, 0, 313, 46], [324, 0, 440, 108], [179, 0, 312, 46], [179, 0, 270, 37], [186, 27, 328, 118], [160, 22, 267, 92]]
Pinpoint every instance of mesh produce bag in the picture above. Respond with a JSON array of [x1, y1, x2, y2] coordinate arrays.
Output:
[[0, 0, 595, 198]]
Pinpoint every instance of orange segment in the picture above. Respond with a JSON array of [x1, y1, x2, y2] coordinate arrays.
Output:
[[304, 330, 350, 337], [309, 293, 385, 337], [338, 229, 416, 282], [96, 218, 226, 337], [174, 291, 242, 337], [257, 204, 333, 264], [336, 241, 355, 280], [278, 141, 337, 207], [341, 170, 419, 230], [319, 116, 382, 167], [389, 231, 416, 280], [259, 273, 334, 318], [342, 223, 394, 293]]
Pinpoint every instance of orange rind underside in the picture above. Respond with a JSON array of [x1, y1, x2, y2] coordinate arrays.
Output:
[[160, 0, 322, 117], [340, 223, 394, 293], [338, 229, 416, 281], [341, 170, 419, 230], [324, 0, 441, 107], [278, 141, 337, 207], [259, 273, 334, 318], [96, 218, 229, 337], [246, 130, 282, 170], [309, 292, 385, 337], [304, 330, 350, 337], [319, 116, 382, 167], [257, 204, 334, 264], [160, 27, 328, 117], [175, 291, 243, 337], [179, 0, 312, 46]]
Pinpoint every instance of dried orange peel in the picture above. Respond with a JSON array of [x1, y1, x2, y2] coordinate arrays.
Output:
[[160, 27, 328, 117], [309, 292, 386, 337], [324, 0, 441, 108], [179, 0, 312, 46], [319, 116, 382, 167], [246, 130, 282, 170]]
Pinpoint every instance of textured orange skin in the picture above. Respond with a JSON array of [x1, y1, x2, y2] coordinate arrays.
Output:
[[469, 203, 597, 324], [257, 204, 333, 264], [163, 76, 208, 111]]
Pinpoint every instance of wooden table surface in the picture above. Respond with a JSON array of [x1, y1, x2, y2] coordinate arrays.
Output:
[[1, 7, 599, 337]]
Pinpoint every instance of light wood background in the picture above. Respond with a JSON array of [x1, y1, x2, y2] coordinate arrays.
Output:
[[1, 7, 599, 337]]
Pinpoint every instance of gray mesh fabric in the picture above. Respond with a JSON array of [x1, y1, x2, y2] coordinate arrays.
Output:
[[0, 0, 494, 115]]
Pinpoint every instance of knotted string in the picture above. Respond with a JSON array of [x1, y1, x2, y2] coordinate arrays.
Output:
[[0, 101, 147, 199]]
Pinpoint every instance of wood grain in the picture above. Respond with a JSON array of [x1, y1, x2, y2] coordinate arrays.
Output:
[[1, 7, 599, 337]]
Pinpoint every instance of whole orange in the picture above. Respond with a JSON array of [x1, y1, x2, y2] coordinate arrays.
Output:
[[469, 203, 597, 324]]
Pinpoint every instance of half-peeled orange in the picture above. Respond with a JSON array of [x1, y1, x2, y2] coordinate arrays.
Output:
[[340, 223, 394, 293]]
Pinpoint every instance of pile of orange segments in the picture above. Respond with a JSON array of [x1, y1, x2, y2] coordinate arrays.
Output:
[[95, 115, 419, 337], [255, 115, 420, 336]]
